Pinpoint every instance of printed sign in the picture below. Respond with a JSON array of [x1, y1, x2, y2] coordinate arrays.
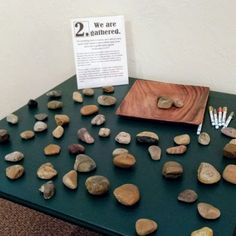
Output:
[[71, 15, 128, 89]]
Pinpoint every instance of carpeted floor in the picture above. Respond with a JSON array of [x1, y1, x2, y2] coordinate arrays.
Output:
[[0, 198, 102, 236]]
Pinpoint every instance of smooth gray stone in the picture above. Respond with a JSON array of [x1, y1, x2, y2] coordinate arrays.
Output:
[[5, 151, 24, 162], [34, 113, 48, 121], [46, 90, 62, 98], [33, 121, 48, 132], [74, 154, 96, 172], [97, 95, 117, 106]]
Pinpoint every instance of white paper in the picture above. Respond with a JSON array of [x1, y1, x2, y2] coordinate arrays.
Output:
[[71, 15, 129, 89]]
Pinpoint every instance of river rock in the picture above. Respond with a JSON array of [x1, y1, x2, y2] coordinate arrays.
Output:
[[47, 100, 63, 110], [62, 170, 78, 189], [136, 131, 159, 144], [221, 127, 236, 138], [223, 143, 236, 159], [162, 161, 183, 179], [98, 128, 111, 137], [157, 96, 173, 109], [0, 129, 10, 143], [46, 90, 62, 98], [198, 132, 210, 145], [73, 91, 83, 103], [34, 113, 48, 121], [74, 154, 96, 172], [20, 130, 35, 140], [148, 145, 161, 160], [5, 151, 24, 162], [97, 95, 117, 106], [173, 99, 184, 108], [91, 114, 106, 126], [68, 144, 85, 155], [230, 139, 236, 145], [223, 164, 236, 184], [102, 86, 114, 93], [174, 134, 190, 145], [82, 88, 94, 96], [52, 126, 64, 139], [197, 162, 221, 184], [6, 165, 24, 180], [37, 162, 58, 179], [177, 189, 198, 203], [80, 105, 99, 116], [113, 153, 136, 168], [166, 145, 187, 155], [6, 114, 18, 124], [85, 175, 110, 195], [44, 144, 61, 156], [112, 148, 129, 157], [39, 181, 55, 199], [115, 132, 131, 144], [113, 184, 140, 206], [191, 227, 213, 236], [197, 202, 221, 220], [54, 114, 70, 126], [77, 128, 94, 144], [135, 218, 158, 236], [27, 99, 38, 108], [33, 121, 47, 132]]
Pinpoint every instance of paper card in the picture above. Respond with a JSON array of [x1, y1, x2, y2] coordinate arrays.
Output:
[[71, 15, 129, 89]]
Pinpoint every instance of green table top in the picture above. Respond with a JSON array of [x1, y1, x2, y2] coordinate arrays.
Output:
[[0, 76, 235, 236]]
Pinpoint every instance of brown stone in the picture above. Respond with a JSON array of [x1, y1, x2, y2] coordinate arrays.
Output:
[[20, 130, 35, 140], [77, 128, 94, 144], [80, 105, 99, 116], [72, 91, 83, 103], [37, 162, 58, 179], [113, 184, 140, 206], [0, 129, 10, 143], [39, 181, 55, 199], [135, 218, 158, 236], [198, 132, 211, 145], [191, 227, 213, 236], [221, 127, 236, 138], [113, 153, 136, 168], [6, 165, 24, 180], [85, 175, 110, 195], [157, 96, 173, 109], [82, 88, 94, 96], [68, 144, 85, 155], [178, 189, 198, 203], [197, 162, 221, 184], [73, 154, 96, 172], [62, 170, 78, 189], [97, 95, 117, 106], [44, 144, 61, 156], [174, 134, 190, 145], [162, 161, 183, 179], [54, 114, 70, 126], [166, 145, 187, 155], [223, 143, 236, 159], [197, 202, 221, 220], [136, 131, 159, 144], [223, 164, 236, 184], [102, 86, 114, 93]]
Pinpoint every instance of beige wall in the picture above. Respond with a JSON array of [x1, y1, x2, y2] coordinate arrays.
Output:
[[1, 0, 236, 119]]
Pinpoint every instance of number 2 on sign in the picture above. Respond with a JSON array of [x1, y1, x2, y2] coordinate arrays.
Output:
[[74, 21, 90, 37]]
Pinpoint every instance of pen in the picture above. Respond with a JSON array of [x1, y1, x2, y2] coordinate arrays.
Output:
[[224, 111, 234, 128], [214, 109, 219, 129], [197, 123, 202, 135], [218, 107, 222, 126], [209, 106, 215, 126], [222, 107, 227, 126]]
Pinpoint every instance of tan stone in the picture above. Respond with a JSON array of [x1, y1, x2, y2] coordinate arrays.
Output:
[[62, 170, 78, 190], [113, 153, 136, 168], [135, 218, 158, 236], [174, 134, 190, 145], [157, 96, 173, 109], [198, 132, 211, 145], [6, 165, 24, 180], [197, 202, 221, 220], [52, 126, 64, 139], [221, 127, 236, 138], [20, 130, 35, 140], [166, 145, 187, 155], [47, 100, 63, 110], [72, 91, 83, 103], [197, 162, 221, 184], [113, 184, 140, 206], [230, 139, 236, 145], [177, 189, 198, 203], [80, 105, 99, 116], [112, 148, 129, 157], [82, 88, 94, 96], [223, 164, 236, 184], [85, 175, 110, 195], [102, 86, 114, 93], [191, 227, 213, 236], [97, 95, 117, 106], [148, 145, 161, 160], [54, 114, 70, 126], [37, 162, 58, 179], [162, 161, 183, 179], [44, 144, 61, 156]]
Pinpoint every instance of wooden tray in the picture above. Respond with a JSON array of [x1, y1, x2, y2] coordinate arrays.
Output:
[[116, 79, 209, 125]]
